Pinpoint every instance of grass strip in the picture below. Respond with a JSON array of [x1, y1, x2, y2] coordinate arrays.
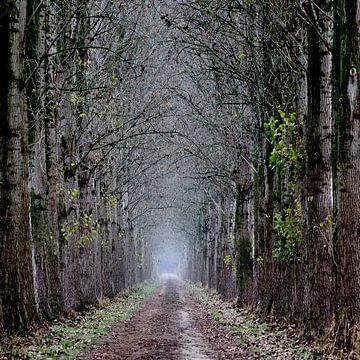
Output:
[[185, 282, 320, 359], [0, 280, 158, 359]]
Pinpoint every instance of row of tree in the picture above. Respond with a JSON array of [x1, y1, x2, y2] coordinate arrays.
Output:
[[0, 0, 168, 331], [2, 0, 360, 353], [167, 0, 360, 351]]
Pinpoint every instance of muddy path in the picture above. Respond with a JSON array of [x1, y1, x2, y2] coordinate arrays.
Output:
[[77, 275, 244, 359]]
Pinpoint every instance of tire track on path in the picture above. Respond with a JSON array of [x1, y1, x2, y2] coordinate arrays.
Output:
[[78, 275, 220, 359]]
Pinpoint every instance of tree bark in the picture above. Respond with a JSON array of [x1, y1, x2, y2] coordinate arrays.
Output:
[[235, 182, 253, 305], [302, 0, 334, 332], [0, 0, 38, 330], [333, 0, 360, 344]]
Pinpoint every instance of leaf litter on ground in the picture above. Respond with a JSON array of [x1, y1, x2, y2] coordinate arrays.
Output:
[[186, 282, 347, 359], [0, 281, 158, 360]]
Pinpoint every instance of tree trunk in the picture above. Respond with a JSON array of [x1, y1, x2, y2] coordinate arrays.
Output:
[[302, 0, 334, 332], [235, 183, 253, 305], [333, 0, 360, 345], [0, 0, 38, 330]]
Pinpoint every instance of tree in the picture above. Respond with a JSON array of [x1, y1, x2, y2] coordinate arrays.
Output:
[[333, 0, 360, 346], [0, 0, 38, 330], [302, 0, 334, 332]]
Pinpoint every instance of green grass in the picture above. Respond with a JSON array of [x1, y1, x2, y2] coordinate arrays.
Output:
[[186, 282, 316, 359], [0, 280, 158, 359]]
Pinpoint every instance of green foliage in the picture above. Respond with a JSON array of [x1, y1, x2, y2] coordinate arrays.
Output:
[[264, 110, 302, 185], [265, 110, 303, 261], [223, 254, 231, 267], [212, 309, 222, 320], [68, 93, 85, 107], [61, 219, 80, 242], [113, 118, 123, 127], [317, 215, 336, 231], [79, 212, 100, 246], [76, 57, 92, 67], [60, 212, 100, 246], [137, 251, 144, 269], [102, 191, 117, 208], [61, 188, 100, 245], [68, 187, 80, 202], [273, 201, 302, 261]]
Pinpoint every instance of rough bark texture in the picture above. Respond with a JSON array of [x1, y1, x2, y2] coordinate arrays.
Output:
[[0, 0, 38, 330], [3, 0, 360, 353], [302, 0, 334, 332], [333, 0, 360, 346]]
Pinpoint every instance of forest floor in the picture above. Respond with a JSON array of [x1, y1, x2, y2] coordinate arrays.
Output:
[[1, 276, 348, 359], [77, 275, 331, 359]]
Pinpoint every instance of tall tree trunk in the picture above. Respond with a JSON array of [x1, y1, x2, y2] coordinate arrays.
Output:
[[333, 0, 360, 345], [235, 182, 253, 305], [0, 0, 38, 330], [302, 0, 334, 332], [26, 0, 63, 318]]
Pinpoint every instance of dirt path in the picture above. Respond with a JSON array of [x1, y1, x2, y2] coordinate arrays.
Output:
[[77, 275, 244, 359]]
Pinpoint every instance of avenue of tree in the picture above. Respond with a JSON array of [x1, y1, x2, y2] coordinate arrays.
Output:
[[1, 0, 360, 353]]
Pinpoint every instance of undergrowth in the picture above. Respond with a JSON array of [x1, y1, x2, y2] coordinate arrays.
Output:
[[185, 282, 333, 359], [0, 280, 158, 359]]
